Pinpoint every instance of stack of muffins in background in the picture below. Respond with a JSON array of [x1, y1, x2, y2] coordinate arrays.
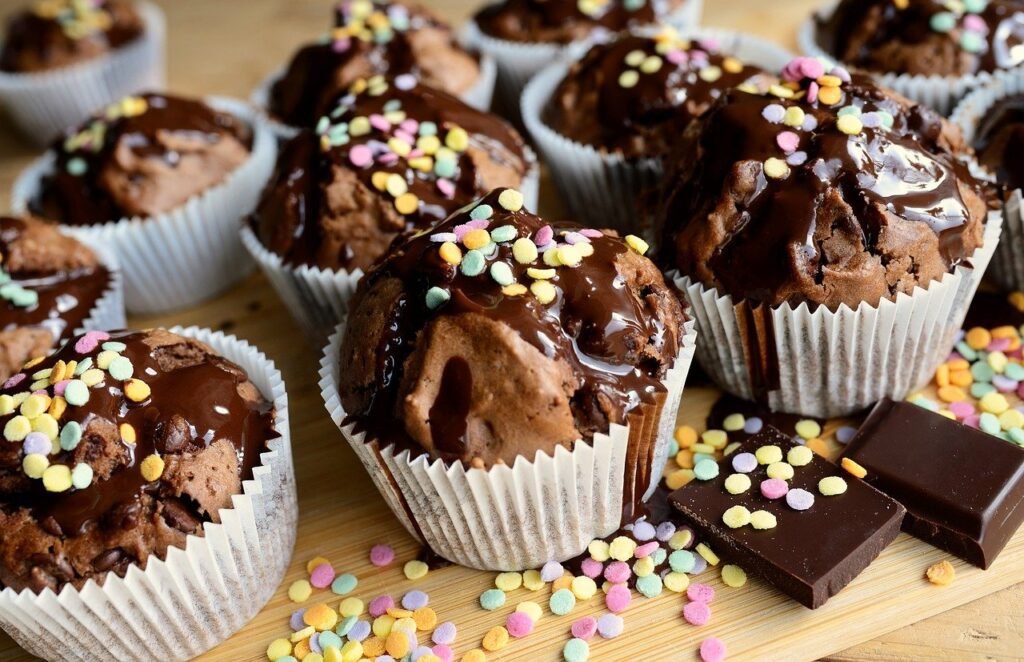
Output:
[[1, 0, 1024, 659]]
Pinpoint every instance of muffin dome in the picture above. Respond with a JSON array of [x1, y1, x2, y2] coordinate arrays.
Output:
[[474, 0, 683, 44], [658, 57, 991, 310], [816, 0, 1024, 76], [0, 328, 276, 593], [0, 0, 144, 73], [29, 93, 252, 225], [338, 187, 686, 467], [0, 216, 112, 381], [269, 0, 480, 127], [250, 77, 530, 272], [546, 28, 769, 157]]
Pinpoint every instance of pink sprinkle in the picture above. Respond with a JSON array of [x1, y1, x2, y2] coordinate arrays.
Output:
[[687, 583, 715, 603], [683, 600, 712, 626], [75, 330, 109, 354], [1011, 347, 1024, 360], [378, 152, 399, 166], [963, 14, 987, 33], [571, 616, 598, 640], [432, 644, 454, 662], [369, 544, 395, 566], [309, 563, 335, 589], [368, 595, 395, 617], [633, 542, 659, 559], [395, 129, 416, 145], [948, 400, 975, 419], [436, 179, 456, 198], [407, 148, 424, 159], [53, 380, 69, 396], [399, 119, 419, 134], [700, 637, 727, 662], [580, 558, 603, 578], [697, 38, 720, 52], [465, 219, 490, 230], [604, 561, 631, 584], [506, 611, 534, 638], [806, 81, 819, 104], [535, 225, 553, 246], [988, 337, 1012, 352], [799, 57, 825, 79], [963, 413, 982, 429], [776, 131, 800, 153], [3, 373, 25, 389], [666, 49, 688, 65], [605, 584, 631, 613], [760, 478, 789, 500], [580, 229, 603, 238], [349, 144, 373, 167], [332, 37, 351, 52], [369, 114, 391, 132]]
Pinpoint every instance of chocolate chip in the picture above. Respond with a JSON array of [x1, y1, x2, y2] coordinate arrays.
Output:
[[91, 548, 123, 572], [161, 497, 201, 533], [40, 516, 63, 537]]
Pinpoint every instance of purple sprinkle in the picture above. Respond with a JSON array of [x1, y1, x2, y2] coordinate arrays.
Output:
[[692, 555, 708, 574], [430, 232, 458, 243], [731, 452, 757, 473], [348, 619, 371, 642], [994, 375, 1018, 393], [332, 37, 351, 52], [632, 520, 656, 541], [432, 621, 457, 645], [597, 613, 624, 639], [762, 104, 786, 124], [743, 417, 764, 434], [309, 632, 322, 654], [395, 74, 417, 90], [786, 151, 809, 166], [861, 112, 882, 129], [369, 595, 395, 617], [535, 225, 554, 246], [655, 521, 677, 541], [786, 488, 815, 511], [411, 646, 435, 661], [3, 373, 25, 389], [22, 432, 51, 456], [564, 231, 590, 245], [376, 657, 397, 662], [402, 590, 429, 610], [540, 560, 564, 582], [378, 152, 399, 166], [835, 426, 858, 445], [832, 65, 852, 82], [289, 608, 306, 631]]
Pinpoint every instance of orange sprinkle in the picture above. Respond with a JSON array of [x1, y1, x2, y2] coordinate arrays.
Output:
[[482, 626, 509, 651], [675, 450, 694, 469], [937, 385, 967, 403], [362, 636, 386, 657], [817, 85, 842, 105], [293, 639, 311, 660], [817, 74, 842, 87], [840, 457, 867, 479], [552, 575, 573, 592], [805, 438, 830, 458], [926, 560, 956, 586], [674, 425, 698, 448], [945, 358, 970, 371], [385, 631, 411, 658], [949, 370, 973, 387], [413, 607, 437, 630], [386, 607, 413, 619], [965, 327, 992, 350], [934, 363, 950, 388], [463, 229, 491, 250]]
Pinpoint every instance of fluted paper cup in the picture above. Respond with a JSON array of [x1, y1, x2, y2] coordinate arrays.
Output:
[[0, 326, 297, 662], [319, 315, 696, 571], [73, 239, 126, 337], [522, 28, 794, 234], [0, 2, 166, 145], [674, 213, 1002, 418], [242, 151, 541, 341], [798, 1, 1023, 114], [11, 98, 277, 315], [250, 53, 498, 141]]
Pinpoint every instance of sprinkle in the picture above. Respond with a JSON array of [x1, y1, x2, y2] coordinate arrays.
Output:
[[505, 611, 533, 638], [4, 415, 30, 442], [604, 560, 631, 584], [268, 639, 293, 661], [762, 104, 786, 123], [783, 487, 813, 511], [502, 284, 527, 297], [760, 478, 789, 500], [310, 563, 336, 589], [782, 106, 805, 128], [395, 193, 419, 215], [636, 574, 663, 598], [339, 597, 365, 618], [764, 157, 790, 179], [750, 510, 778, 530], [425, 287, 450, 310], [516, 601, 542, 621], [42, 464, 72, 492], [563, 638, 589, 662], [624, 234, 649, 255], [571, 616, 597, 640], [755, 445, 782, 465], [288, 580, 313, 603], [120, 422, 136, 445], [819, 476, 848, 496], [404, 560, 428, 580], [482, 625, 509, 651], [432, 622, 457, 645], [930, 11, 956, 32], [58, 420, 83, 451], [63, 380, 89, 406], [699, 637, 728, 662], [619, 70, 639, 88], [331, 573, 358, 595], [22, 453, 48, 478], [926, 560, 956, 586], [550, 588, 576, 615], [787, 445, 813, 466], [497, 189, 524, 212], [837, 115, 863, 135], [794, 420, 821, 439], [495, 571, 522, 591], [463, 650, 486, 662], [305, 604, 339, 631], [540, 560, 564, 582], [124, 379, 151, 403], [460, 250, 486, 277], [479, 588, 505, 610], [531, 280, 557, 304], [683, 600, 711, 626], [721, 565, 747, 588], [571, 575, 597, 599], [140, 454, 165, 481], [369, 595, 394, 617], [512, 238, 538, 264], [597, 613, 623, 638], [722, 505, 751, 528], [841, 457, 867, 478], [669, 549, 696, 573], [694, 458, 719, 480], [766, 462, 794, 480], [71, 463, 93, 489], [605, 584, 631, 612]]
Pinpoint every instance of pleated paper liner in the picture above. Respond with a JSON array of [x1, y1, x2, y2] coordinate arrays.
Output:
[[951, 73, 1024, 292], [521, 27, 794, 235], [797, 1, 1022, 115], [250, 53, 498, 142], [0, 2, 166, 146], [11, 97, 278, 315], [319, 316, 696, 571], [74, 239, 127, 338], [0, 327, 297, 662], [673, 213, 1003, 419], [242, 151, 541, 341]]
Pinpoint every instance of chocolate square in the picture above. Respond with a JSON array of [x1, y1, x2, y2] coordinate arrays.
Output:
[[670, 426, 905, 609], [843, 398, 1024, 568]]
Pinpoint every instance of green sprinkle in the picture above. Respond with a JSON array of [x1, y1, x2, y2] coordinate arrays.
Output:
[[435, 157, 457, 179], [470, 204, 493, 220], [479, 242, 499, 258], [971, 382, 997, 399], [980, 412, 1001, 435], [635, 574, 663, 598], [71, 463, 93, 489], [971, 362, 995, 382], [315, 116, 330, 134], [418, 121, 438, 136], [107, 356, 134, 381], [490, 262, 514, 286], [668, 549, 696, 573], [650, 547, 667, 566], [1006, 363, 1024, 381], [63, 380, 89, 407], [460, 250, 486, 277], [909, 395, 940, 412], [1009, 427, 1024, 445], [425, 286, 450, 310], [9, 288, 38, 308], [489, 225, 517, 243], [331, 574, 358, 595], [101, 342, 127, 352], [961, 31, 986, 53], [59, 421, 82, 451], [66, 157, 88, 176], [837, 105, 861, 118], [693, 458, 719, 481], [930, 11, 956, 32], [335, 615, 358, 637], [563, 638, 589, 662], [956, 341, 978, 361], [479, 588, 505, 610], [74, 357, 92, 376], [549, 588, 576, 615]]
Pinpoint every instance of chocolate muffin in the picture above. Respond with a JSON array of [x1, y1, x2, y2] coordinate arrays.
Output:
[[250, 76, 530, 273], [268, 0, 481, 128], [474, 0, 684, 44], [973, 92, 1024, 190], [659, 58, 991, 310], [0, 216, 113, 382], [0, 0, 144, 74], [816, 0, 1024, 77], [546, 28, 770, 157], [337, 187, 686, 467], [29, 92, 253, 226], [0, 328, 276, 593]]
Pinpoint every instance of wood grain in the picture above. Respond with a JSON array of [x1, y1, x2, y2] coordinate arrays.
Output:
[[0, 1, 1022, 660]]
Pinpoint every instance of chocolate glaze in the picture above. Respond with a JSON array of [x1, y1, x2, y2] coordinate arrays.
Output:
[[974, 92, 1024, 191], [0, 217, 110, 343], [0, 330, 276, 536], [250, 82, 527, 271], [706, 393, 820, 444], [30, 93, 252, 227], [474, 0, 677, 44], [817, 0, 1024, 75], [844, 398, 1024, 568]]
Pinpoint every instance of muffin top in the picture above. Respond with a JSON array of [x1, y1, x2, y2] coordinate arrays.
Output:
[[338, 187, 686, 467], [659, 57, 990, 310], [973, 93, 1024, 190], [0, 328, 276, 593], [251, 76, 529, 272], [816, 0, 1024, 76], [0, 0, 144, 73], [546, 28, 769, 157], [269, 0, 480, 127], [30, 93, 252, 226], [475, 0, 682, 44]]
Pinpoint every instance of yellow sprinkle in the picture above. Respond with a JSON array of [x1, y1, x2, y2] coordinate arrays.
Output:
[[516, 600, 543, 621], [501, 284, 528, 296], [696, 543, 720, 566], [371, 171, 390, 191], [624, 234, 649, 255], [495, 572, 523, 591], [980, 392, 1010, 414], [664, 571, 690, 592], [722, 56, 744, 73], [31, 414, 58, 441], [837, 114, 863, 135], [417, 135, 441, 154], [701, 429, 728, 449], [140, 454, 165, 482], [394, 193, 419, 215], [633, 556, 655, 578], [445, 127, 469, 152], [763, 157, 790, 179], [669, 529, 693, 550], [339, 597, 365, 617], [462, 650, 487, 662], [82, 368, 105, 387], [755, 445, 783, 465], [750, 510, 778, 530], [522, 569, 544, 591], [439, 241, 463, 265], [783, 106, 806, 128], [794, 419, 821, 439], [117, 422, 136, 445], [640, 55, 663, 74], [619, 70, 639, 88], [999, 409, 1024, 430], [926, 559, 956, 586], [530, 280, 557, 304], [724, 473, 751, 494], [786, 445, 813, 467], [721, 564, 747, 588], [512, 238, 538, 264], [0, 395, 14, 416], [577, 242, 594, 257], [47, 395, 66, 420], [5, 415, 31, 441], [124, 379, 151, 402], [288, 579, 313, 602], [766, 462, 795, 481], [404, 560, 428, 580], [675, 425, 698, 447], [498, 188, 524, 212], [482, 626, 509, 651], [571, 575, 598, 598], [385, 174, 408, 197], [542, 247, 561, 267], [698, 65, 723, 82], [20, 394, 49, 419], [340, 640, 363, 662], [96, 350, 118, 370], [23, 356, 44, 369], [588, 539, 611, 562], [818, 74, 842, 87], [267, 638, 293, 661], [609, 535, 637, 561], [463, 229, 491, 250], [768, 84, 795, 99], [22, 453, 49, 479], [557, 244, 582, 267], [527, 267, 556, 280], [722, 414, 745, 431], [323, 646, 342, 662], [372, 615, 395, 637], [42, 464, 72, 492], [666, 468, 695, 490], [388, 137, 412, 157], [722, 505, 751, 528], [841, 457, 867, 479], [819, 476, 848, 496]]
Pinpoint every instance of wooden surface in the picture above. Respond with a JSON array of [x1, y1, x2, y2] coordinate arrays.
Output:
[[0, 0, 1022, 660]]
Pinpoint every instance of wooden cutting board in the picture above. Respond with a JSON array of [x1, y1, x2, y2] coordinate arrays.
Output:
[[0, 1, 1021, 660]]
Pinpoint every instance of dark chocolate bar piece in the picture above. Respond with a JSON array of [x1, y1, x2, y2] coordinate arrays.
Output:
[[843, 398, 1024, 568], [670, 426, 905, 608]]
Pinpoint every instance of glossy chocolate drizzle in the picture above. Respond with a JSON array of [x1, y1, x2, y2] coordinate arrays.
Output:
[[0, 330, 275, 537], [974, 92, 1024, 191], [474, 0, 674, 44]]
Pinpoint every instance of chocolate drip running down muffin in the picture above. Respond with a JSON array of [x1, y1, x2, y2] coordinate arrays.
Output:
[[973, 93, 1024, 190], [659, 57, 991, 310], [29, 93, 252, 226], [546, 29, 769, 158], [816, 0, 1024, 76], [338, 187, 686, 467], [0, 328, 276, 593], [0, 217, 111, 382], [474, 0, 683, 44], [251, 77, 530, 272], [268, 0, 481, 128], [0, 0, 144, 73]]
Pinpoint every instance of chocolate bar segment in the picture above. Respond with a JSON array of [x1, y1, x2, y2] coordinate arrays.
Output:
[[843, 398, 1024, 568], [670, 426, 905, 608]]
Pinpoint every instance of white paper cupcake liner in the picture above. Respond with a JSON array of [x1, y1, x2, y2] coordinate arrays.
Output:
[[11, 97, 278, 315], [250, 53, 499, 142], [798, 1, 1024, 115], [242, 150, 541, 341], [72, 238, 126, 338], [0, 326, 297, 662], [319, 314, 696, 571], [0, 2, 166, 146], [674, 213, 1002, 418], [951, 73, 1024, 291], [521, 28, 794, 235]]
